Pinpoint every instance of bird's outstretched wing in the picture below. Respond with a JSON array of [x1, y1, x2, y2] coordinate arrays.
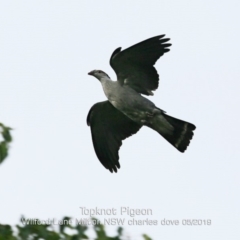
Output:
[[87, 101, 142, 173], [110, 35, 171, 96]]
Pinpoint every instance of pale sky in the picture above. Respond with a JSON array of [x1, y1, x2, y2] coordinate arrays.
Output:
[[1, 1, 240, 239]]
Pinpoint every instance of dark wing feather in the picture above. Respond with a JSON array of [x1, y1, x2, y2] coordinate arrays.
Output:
[[87, 101, 142, 173], [110, 35, 171, 95]]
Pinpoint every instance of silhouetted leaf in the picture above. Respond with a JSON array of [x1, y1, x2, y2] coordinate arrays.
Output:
[[0, 123, 12, 164], [142, 234, 152, 240], [0, 142, 8, 164], [0, 216, 152, 239], [2, 128, 12, 142], [0, 224, 16, 240], [59, 216, 72, 234]]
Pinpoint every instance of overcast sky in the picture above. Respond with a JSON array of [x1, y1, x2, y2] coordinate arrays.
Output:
[[1, 1, 240, 239]]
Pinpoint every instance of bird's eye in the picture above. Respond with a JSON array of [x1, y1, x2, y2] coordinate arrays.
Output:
[[98, 70, 101, 73]]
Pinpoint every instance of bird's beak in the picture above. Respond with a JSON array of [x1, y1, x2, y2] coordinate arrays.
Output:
[[88, 70, 95, 76]]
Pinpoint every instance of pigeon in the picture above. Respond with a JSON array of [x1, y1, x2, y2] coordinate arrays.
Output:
[[87, 35, 196, 173]]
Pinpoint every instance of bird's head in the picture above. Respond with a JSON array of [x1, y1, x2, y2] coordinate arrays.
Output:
[[88, 70, 110, 81]]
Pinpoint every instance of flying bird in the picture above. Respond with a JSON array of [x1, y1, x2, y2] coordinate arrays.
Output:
[[87, 35, 196, 173]]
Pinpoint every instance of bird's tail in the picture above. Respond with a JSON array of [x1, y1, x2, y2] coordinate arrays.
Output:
[[145, 112, 196, 152]]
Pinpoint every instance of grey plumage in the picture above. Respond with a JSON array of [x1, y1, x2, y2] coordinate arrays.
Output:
[[87, 35, 196, 173]]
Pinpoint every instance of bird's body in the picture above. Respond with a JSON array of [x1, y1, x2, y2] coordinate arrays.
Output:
[[100, 76, 157, 124], [87, 35, 196, 173]]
